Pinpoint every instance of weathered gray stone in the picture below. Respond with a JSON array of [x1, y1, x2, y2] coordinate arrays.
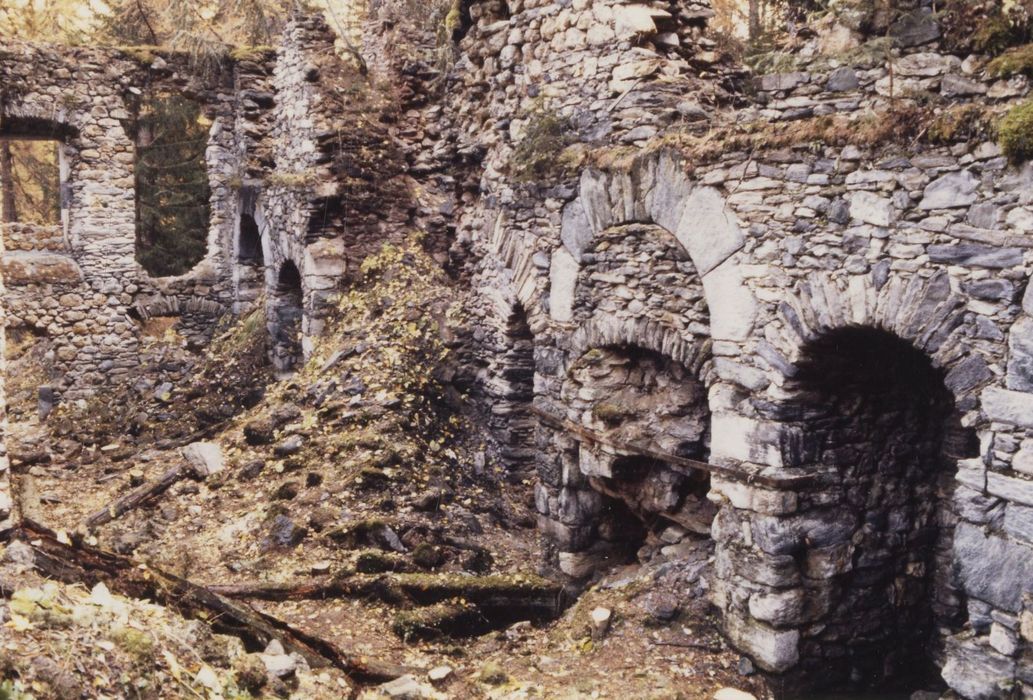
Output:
[[847, 191, 896, 227], [942, 636, 1016, 700], [549, 248, 578, 323], [983, 387, 1033, 428], [826, 66, 858, 92], [927, 243, 1022, 268], [920, 170, 980, 210], [182, 441, 225, 477], [674, 186, 745, 275], [954, 523, 1033, 613], [724, 614, 799, 673], [889, 8, 941, 48], [941, 74, 989, 97]]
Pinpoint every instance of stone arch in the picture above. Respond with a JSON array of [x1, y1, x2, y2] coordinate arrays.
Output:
[[780, 325, 973, 690], [568, 314, 710, 379], [711, 269, 993, 692], [552, 150, 756, 342], [767, 270, 991, 402]]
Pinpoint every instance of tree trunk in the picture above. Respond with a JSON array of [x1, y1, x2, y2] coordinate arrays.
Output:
[[748, 0, 761, 40], [1, 140, 17, 223]]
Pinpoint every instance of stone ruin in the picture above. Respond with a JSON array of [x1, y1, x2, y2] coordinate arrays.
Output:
[[3, 0, 1033, 696]]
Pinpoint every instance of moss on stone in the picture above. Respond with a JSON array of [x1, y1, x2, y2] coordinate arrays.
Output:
[[987, 43, 1033, 78], [592, 402, 630, 425], [926, 104, 996, 144], [998, 99, 1033, 163], [118, 45, 160, 65], [229, 45, 274, 62]]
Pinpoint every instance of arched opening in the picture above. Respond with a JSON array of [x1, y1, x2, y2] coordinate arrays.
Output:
[[563, 345, 714, 565], [788, 326, 975, 692], [238, 214, 263, 265], [495, 304, 536, 481], [269, 260, 303, 372]]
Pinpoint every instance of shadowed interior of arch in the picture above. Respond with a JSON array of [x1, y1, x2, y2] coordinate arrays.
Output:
[[788, 325, 978, 692], [269, 260, 303, 371], [564, 344, 715, 563]]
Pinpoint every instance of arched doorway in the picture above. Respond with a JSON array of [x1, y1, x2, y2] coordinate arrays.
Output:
[[269, 260, 303, 372], [238, 214, 263, 265], [788, 325, 974, 691]]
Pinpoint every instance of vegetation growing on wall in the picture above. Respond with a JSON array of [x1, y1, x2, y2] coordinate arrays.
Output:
[[998, 100, 1033, 163], [940, 0, 1033, 56], [133, 92, 212, 277], [510, 108, 578, 183]]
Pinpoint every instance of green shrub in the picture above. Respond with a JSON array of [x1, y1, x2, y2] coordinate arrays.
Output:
[[998, 99, 1033, 163], [511, 108, 575, 182]]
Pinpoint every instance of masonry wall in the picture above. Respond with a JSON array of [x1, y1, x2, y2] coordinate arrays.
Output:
[[434, 0, 1033, 695]]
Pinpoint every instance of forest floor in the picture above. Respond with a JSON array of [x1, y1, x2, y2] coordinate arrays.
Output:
[[1, 240, 769, 700]]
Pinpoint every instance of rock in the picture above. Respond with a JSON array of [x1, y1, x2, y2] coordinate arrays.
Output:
[[847, 191, 896, 227], [737, 656, 755, 676], [477, 661, 508, 685], [826, 66, 859, 92], [919, 170, 979, 210], [273, 434, 303, 457], [889, 8, 940, 48], [549, 247, 578, 323], [238, 459, 266, 480], [713, 689, 757, 700], [942, 74, 987, 97], [266, 514, 307, 548], [639, 591, 679, 621], [895, 52, 959, 77], [260, 643, 299, 678], [233, 654, 267, 693], [243, 417, 276, 445], [379, 674, 444, 699], [982, 387, 1033, 429], [589, 606, 612, 640], [427, 665, 452, 683], [942, 635, 1015, 700], [38, 386, 55, 420], [954, 523, 1033, 612], [927, 243, 1021, 268], [757, 72, 809, 92], [182, 441, 225, 477]]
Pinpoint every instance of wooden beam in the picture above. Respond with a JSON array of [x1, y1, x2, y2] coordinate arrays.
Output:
[[530, 407, 815, 489]]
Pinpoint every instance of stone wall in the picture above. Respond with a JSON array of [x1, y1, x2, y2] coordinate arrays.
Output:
[[434, 0, 1033, 695], [0, 42, 249, 397]]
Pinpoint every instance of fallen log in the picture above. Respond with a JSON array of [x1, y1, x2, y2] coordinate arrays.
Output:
[[17, 519, 407, 686], [209, 572, 566, 630], [84, 463, 189, 530]]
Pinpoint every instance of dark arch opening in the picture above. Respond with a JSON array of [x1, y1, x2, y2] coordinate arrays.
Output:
[[788, 325, 975, 692], [269, 260, 303, 372], [238, 214, 263, 264]]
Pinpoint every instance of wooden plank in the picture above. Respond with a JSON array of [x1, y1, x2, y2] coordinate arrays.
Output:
[[530, 407, 814, 489]]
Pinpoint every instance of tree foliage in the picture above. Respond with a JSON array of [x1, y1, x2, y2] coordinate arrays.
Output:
[[133, 93, 212, 277]]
